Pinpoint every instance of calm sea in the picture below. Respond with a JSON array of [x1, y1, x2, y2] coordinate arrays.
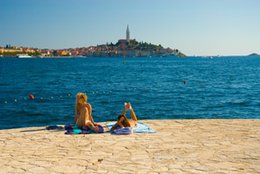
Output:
[[0, 56, 259, 129]]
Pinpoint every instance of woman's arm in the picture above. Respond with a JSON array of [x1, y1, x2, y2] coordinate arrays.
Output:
[[110, 116, 125, 131]]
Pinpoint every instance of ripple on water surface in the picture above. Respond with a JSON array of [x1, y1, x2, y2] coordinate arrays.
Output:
[[0, 56, 259, 129]]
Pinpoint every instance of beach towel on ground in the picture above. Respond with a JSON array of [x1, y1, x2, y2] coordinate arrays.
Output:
[[106, 122, 156, 134], [112, 127, 133, 135], [65, 124, 104, 134]]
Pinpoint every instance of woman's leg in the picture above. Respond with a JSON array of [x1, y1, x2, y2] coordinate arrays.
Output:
[[86, 103, 95, 124], [121, 102, 128, 115], [128, 103, 138, 122], [81, 106, 98, 132], [85, 121, 99, 133]]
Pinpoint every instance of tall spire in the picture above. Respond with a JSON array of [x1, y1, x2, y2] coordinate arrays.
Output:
[[126, 25, 130, 41]]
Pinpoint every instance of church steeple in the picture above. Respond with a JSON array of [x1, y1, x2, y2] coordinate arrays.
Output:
[[126, 25, 130, 41]]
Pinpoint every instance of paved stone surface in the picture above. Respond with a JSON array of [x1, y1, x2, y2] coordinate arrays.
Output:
[[0, 120, 259, 173]]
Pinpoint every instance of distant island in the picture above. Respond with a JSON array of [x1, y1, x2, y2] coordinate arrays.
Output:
[[0, 25, 185, 58], [248, 53, 259, 56]]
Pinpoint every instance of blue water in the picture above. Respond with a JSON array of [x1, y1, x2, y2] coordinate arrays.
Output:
[[0, 56, 259, 129]]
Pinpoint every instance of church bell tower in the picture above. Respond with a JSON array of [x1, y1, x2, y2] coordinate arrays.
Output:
[[126, 25, 130, 41]]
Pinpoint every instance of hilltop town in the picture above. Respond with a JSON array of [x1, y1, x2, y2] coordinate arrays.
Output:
[[0, 26, 185, 58]]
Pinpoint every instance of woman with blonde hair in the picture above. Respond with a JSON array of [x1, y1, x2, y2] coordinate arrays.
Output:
[[75, 92, 100, 133]]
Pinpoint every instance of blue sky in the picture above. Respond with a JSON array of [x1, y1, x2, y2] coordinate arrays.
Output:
[[0, 0, 259, 56]]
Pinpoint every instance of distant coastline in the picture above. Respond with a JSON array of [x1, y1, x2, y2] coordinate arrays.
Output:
[[0, 25, 186, 58], [0, 41, 185, 58]]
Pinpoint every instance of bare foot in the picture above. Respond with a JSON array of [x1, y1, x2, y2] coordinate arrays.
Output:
[[124, 102, 129, 110], [95, 125, 99, 133], [128, 102, 132, 110]]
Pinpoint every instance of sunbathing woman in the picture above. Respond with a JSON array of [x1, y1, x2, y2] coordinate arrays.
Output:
[[75, 92, 99, 132], [110, 102, 138, 131]]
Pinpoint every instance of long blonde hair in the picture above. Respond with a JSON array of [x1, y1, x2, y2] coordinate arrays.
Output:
[[75, 92, 88, 115]]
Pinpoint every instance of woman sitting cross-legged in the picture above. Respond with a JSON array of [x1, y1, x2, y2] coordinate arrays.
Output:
[[75, 92, 100, 133], [110, 102, 138, 132]]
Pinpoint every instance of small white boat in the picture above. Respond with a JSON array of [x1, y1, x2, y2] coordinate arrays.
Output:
[[17, 54, 32, 58]]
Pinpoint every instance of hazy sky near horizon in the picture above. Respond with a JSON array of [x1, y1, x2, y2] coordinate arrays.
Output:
[[0, 0, 259, 56]]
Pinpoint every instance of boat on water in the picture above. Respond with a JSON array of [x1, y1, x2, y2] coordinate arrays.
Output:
[[17, 54, 32, 58]]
